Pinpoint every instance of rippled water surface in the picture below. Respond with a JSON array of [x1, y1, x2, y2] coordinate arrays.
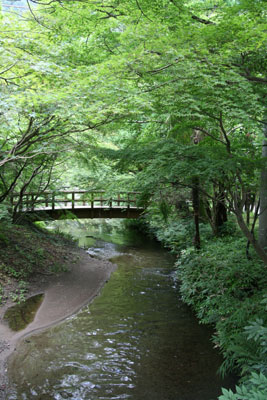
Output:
[[7, 220, 236, 399]]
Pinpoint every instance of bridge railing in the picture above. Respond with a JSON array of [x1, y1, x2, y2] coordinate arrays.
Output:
[[11, 190, 141, 212]]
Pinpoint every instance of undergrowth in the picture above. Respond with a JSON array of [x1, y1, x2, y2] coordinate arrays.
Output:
[[143, 212, 267, 399]]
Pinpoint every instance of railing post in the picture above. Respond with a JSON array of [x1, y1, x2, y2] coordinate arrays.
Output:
[[45, 194, 48, 207], [109, 198, 112, 208], [127, 193, 130, 209], [91, 192, 94, 208], [118, 193, 121, 207], [100, 192, 103, 207], [31, 194, 34, 211], [72, 192, 75, 209]]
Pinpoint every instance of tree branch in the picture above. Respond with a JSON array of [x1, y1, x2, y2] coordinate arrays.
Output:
[[191, 15, 215, 25], [135, 0, 153, 22], [219, 112, 231, 153]]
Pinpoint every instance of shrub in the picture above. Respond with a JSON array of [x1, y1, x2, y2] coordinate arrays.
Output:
[[148, 213, 213, 253], [146, 209, 267, 399], [175, 237, 267, 381], [219, 372, 267, 400]]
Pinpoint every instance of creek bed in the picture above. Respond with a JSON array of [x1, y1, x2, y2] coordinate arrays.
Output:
[[7, 220, 236, 399]]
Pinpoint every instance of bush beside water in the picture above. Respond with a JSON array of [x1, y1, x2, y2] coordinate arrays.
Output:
[[142, 214, 267, 399]]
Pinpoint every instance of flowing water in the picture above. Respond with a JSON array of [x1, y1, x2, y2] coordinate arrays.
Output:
[[7, 220, 236, 399]]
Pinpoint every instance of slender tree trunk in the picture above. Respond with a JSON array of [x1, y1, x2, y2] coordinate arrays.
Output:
[[245, 192, 250, 226], [192, 177, 201, 249], [235, 209, 267, 265], [246, 200, 260, 260], [12, 165, 42, 222], [259, 117, 267, 251], [214, 183, 227, 231]]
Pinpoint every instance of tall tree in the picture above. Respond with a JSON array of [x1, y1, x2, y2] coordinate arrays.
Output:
[[259, 116, 267, 250]]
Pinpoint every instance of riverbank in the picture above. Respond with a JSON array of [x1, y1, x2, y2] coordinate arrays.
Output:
[[0, 223, 116, 398], [143, 215, 267, 399]]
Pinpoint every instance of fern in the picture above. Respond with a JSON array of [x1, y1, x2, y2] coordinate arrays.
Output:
[[219, 372, 267, 400]]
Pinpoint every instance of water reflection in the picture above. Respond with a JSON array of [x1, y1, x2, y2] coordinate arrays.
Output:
[[7, 220, 235, 399], [4, 294, 44, 331]]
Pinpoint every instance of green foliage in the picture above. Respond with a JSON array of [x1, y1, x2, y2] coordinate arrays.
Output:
[[217, 219, 238, 237], [219, 373, 267, 400], [218, 314, 267, 378], [0, 262, 32, 280], [0, 203, 12, 223], [10, 280, 29, 304], [48, 262, 69, 274], [0, 231, 8, 246], [144, 202, 267, 398], [175, 236, 267, 381], [147, 209, 213, 252], [150, 217, 195, 251], [245, 318, 267, 362]]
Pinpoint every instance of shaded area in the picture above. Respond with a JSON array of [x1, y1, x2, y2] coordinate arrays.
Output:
[[19, 206, 144, 221], [4, 294, 44, 331]]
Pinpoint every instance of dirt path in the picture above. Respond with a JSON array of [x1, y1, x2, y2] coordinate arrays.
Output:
[[0, 249, 116, 399]]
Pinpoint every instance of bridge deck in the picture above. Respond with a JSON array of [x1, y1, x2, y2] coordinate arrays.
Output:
[[12, 190, 145, 220], [20, 207, 144, 221]]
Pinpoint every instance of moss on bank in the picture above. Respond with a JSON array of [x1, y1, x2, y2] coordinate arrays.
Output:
[[0, 222, 77, 305]]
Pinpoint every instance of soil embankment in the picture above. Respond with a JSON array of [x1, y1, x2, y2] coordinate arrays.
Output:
[[0, 248, 116, 399]]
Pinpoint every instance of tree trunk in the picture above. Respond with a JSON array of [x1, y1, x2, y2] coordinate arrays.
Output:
[[192, 178, 201, 249], [235, 209, 267, 265], [204, 184, 227, 236], [259, 117, 267, 251], [214, 183, 227, 231]]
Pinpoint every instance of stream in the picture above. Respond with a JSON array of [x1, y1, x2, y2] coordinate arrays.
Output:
[[7, 219, 236, 399]]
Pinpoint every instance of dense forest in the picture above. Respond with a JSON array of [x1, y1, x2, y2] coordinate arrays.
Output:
[[0, 0, 266, 399]]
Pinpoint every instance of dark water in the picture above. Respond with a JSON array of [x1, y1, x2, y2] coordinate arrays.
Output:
[[7, 220, 236, 399]]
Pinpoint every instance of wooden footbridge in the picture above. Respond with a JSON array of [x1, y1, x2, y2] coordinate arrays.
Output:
[[11, 190, 144, 221]]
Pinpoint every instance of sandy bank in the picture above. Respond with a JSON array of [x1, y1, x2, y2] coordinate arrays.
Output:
[[0, 249, 116, 399]]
